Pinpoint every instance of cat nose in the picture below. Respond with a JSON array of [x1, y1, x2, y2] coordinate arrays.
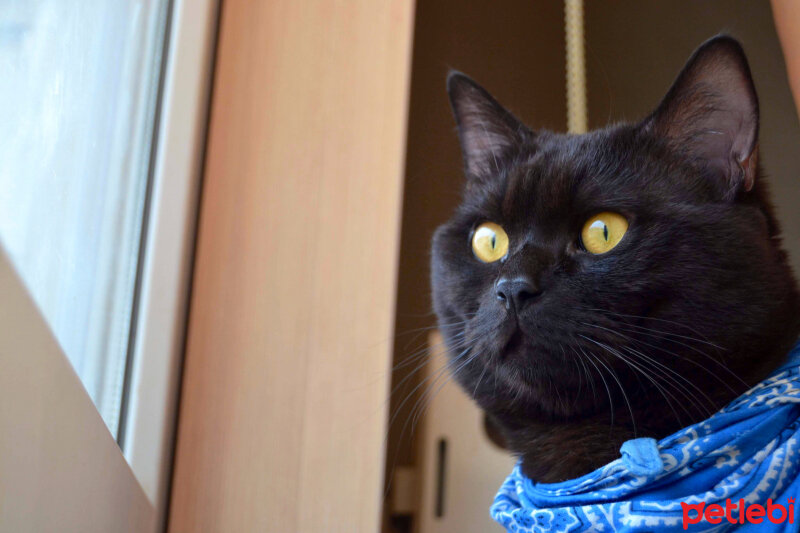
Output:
[[495, 276, 541, 310]]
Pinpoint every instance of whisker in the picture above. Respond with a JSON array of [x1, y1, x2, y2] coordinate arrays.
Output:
[[567, 346, 584, 409], [624, 332, 744, 394], [583, 323, 718, 415], [411, 347, 480, 434], [578, 306, 718, 347], [612, 323, 747, 389], [579, 346, 615, 430], [620, 343, 716, 418], [579, 334, 687, 426], [472, 355, 489, 397], [572, 345, 597, 403], [382, 344, 475, 502], [611, 321, 723, 351], [599, 335, 709, 420], [388, 337, 472, 402], [586, 346, 637, 436], [392, 332, 466, 373], [386, 345, 471, 433]]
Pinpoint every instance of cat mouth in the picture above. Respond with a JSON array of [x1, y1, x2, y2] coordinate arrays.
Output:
[[493, 325, 571, 380], [464, 314, 564, 384], [500, 329, 526, 361]]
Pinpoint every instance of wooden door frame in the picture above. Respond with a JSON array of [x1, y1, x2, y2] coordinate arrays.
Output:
[[168, 1, 416, 531]]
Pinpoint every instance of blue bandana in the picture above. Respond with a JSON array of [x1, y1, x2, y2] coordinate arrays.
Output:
[[491, 341, 800, 532]]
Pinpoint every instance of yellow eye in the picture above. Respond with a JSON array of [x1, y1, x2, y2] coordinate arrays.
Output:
[[472, 222, 509, 263], [581, 212, 629, 254]]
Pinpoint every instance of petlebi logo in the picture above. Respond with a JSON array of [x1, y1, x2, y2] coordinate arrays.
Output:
[[681, 498, 797, 529]]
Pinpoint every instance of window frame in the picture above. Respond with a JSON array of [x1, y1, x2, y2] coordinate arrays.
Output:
[[118, 0, 220, 526]]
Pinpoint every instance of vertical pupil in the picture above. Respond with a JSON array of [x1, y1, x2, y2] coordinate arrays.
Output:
[[490, 234, 496, 249], [603, 224, 609, 241]]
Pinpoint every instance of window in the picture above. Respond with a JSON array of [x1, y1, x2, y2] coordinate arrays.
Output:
[[0, 0, 171, 436]]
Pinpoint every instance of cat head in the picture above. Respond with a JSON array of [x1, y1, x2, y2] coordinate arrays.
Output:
[[431, 36, 799, 428]]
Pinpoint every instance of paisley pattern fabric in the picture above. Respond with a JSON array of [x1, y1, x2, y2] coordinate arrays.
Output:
[[491, 341, 800, 532]]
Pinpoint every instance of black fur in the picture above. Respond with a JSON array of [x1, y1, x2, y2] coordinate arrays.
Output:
[[431, 36, 800, 483]]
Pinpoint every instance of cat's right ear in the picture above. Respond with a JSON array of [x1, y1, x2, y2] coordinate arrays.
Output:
[[447, 72, 529, 180]]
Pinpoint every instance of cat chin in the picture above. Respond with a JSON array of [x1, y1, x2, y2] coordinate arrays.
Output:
[[465, 321, 574, 375], [475, 370, 605, 424], [458, 343, 604, 421]]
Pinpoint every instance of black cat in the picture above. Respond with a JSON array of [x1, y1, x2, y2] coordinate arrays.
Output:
[[431, 35, 800, 483]]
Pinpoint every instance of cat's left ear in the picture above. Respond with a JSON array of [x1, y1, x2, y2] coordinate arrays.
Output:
[[447, 72, 529, 180], [644, 35, 758, 199]]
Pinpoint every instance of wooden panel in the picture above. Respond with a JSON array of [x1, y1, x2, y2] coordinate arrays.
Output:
[[0, 249, 154, 533], [168, 1, 415, 531]]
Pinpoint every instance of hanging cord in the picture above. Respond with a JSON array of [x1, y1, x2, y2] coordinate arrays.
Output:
[[564, 0, 587, 134]]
